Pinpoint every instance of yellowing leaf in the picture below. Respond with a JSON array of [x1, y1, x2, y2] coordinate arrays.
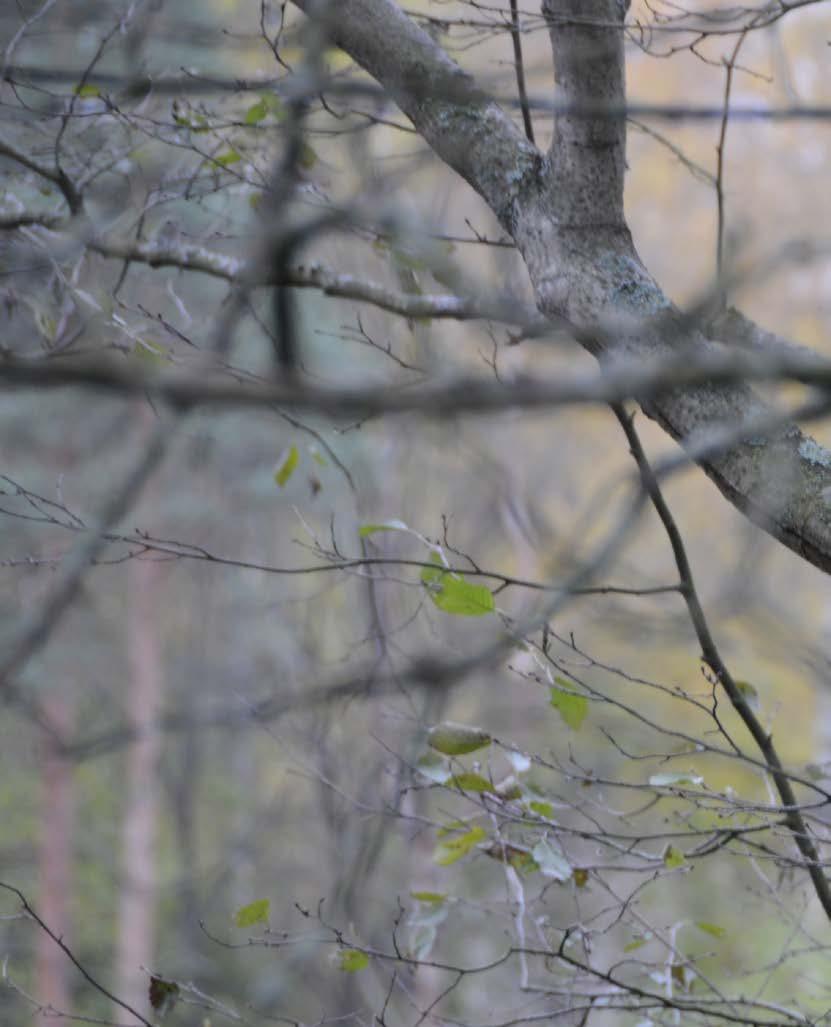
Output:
[[234, 899, 269, 927], [434, 826, 485, 866], [695, 921, 726, 939], [275, 445, 299, 487], [338, 949, 369, 972], [133, 339, 169, 366], [410, 891, 446, 905], [663, 845, 686, 869]]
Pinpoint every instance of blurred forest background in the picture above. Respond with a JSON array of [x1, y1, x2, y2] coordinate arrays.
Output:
[[1, 1, 831, 1026]]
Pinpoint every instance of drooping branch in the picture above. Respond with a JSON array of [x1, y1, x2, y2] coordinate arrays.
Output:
[[288, 0, 831, 578]]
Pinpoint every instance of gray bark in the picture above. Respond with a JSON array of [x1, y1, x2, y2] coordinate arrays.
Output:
[[291, 0, 831, 576]]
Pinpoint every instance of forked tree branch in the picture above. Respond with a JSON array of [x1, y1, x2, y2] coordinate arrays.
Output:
[[289, 0, 831, 577]]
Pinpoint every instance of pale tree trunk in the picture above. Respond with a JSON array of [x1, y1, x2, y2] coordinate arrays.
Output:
[[114, 550, 164, 1023], [35, 692, 74, 1026]]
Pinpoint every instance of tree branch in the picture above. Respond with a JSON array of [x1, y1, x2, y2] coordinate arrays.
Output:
[[287, 0, 831, 577]]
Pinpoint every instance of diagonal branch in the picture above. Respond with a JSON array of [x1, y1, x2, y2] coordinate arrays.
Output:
[[614, 404, 831, 922]]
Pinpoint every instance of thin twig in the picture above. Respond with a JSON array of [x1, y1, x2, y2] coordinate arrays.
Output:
[[715, 30, 748, 308], [0, 882, 154, 1027], [613, 403, 831, 923], [509, 0, 535, 144]]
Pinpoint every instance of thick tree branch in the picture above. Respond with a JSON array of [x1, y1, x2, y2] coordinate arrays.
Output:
[[288, 0, 831, 577], [290, 0, 542, 233]]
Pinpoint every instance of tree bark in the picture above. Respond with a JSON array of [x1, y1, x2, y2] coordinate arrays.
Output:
[[114, 552, 164, 1024], [290, 0, 831, 576], [35, 693, 74, 1027]]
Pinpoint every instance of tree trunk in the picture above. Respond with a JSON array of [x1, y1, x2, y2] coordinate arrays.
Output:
[[114, 552, 164, 1024], [35, 693, 74, 1027]]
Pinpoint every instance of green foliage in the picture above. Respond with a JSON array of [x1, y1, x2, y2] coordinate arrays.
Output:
[[549, 681, 588, 730], [696, 921, 727, 939], [663, 845, 686, 869], [421, 555, 494, 616], [274, 445, 299, 487], [338, 949, 369, 972], [234, 899, 270, 928], [212, 148, 242, 168], [359, 519, 409, 537], [410, 891, 446, 904], [449, 772, 493, 793], [434, 825, 486, 866], [427, 722, 491, 755]]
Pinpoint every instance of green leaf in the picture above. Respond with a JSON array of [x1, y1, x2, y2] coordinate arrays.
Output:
[[449, 772, 493, 794], [213, 148, 242, 168], [421, 556, 494, 617], [258, 92, 285, 117], [245, 99, 269, 124], [75, 83, 101, 97], [623, 936, 647, 953], [132, 339, 169, 366], [338, 949, 369, 972], [274, 445, 299, 487], [663, 845, 686, 869], [549, 688, 588, 731], [428, 722, 491, 756], [410, 891, 446, 905], [234, 899, 270, 927], [434, 826, 486, 866], [649, 772, 704, 789], [359, 519, 408, 538], [695, 921, 726, 939], [528, 800, 555, 819], [148, 976, 179, 1016], [735, 679, 760, 710], [298, 142, 317, 169]]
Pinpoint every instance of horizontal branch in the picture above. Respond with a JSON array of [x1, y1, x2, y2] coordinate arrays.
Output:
[[4, 343, 831, 414], [84, 236, 546, 326]]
